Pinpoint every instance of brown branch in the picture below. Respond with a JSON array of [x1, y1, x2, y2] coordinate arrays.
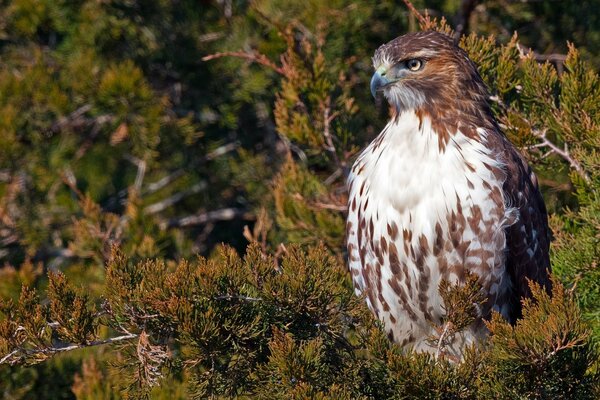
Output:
[[197, 32, 225, 43], [402, 0, 427, 26], [202, 51, 286, 76]]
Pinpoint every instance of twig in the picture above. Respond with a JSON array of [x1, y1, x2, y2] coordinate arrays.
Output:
[[517, 44, 567, 63], [125, 155, 147, 193], [145, 142, 239, 195], [312, 202, 347, 212], [61, 169, 84, 199], [530, 129, 590, 183], [0, 333, 138, 365], [48, 105, 92, 133], [402, 0, 427, 26], [517, 44, 567, 74], [160, 207, 253, 229], [0, 350, 19, 365], [489, 93, 589, 184], [324, 167, 343, 185], [435, 322, 452, 359], [198, 32, 225, 43], [73, 115, 115, 160], [214, 295, 262, 302], [322, 97, 340, 166], [202, 51, 286, 76], [103, 142, 238, 210], [144, 181, 207, 215], [46, 333, 139, 354]]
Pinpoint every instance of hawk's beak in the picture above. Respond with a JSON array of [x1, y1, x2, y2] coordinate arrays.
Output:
[[370, 71, 390, 98]]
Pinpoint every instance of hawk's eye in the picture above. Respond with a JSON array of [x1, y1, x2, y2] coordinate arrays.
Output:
[[407, 59, 422, 71]]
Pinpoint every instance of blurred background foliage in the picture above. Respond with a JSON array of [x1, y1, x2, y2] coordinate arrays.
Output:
[[0, 0, 598, 398]]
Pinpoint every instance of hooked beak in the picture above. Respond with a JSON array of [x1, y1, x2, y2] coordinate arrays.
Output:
[[370, 70, 390, 98]]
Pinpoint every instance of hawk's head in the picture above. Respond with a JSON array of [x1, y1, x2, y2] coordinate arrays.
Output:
[[370, 31, 488, 114]]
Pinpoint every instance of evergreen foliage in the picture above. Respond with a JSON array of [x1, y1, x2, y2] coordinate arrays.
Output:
[[1, 244, 598, 399], [0, 0, 598, 398]]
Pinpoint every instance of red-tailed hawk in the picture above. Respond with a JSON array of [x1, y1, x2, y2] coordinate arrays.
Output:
[[346, 31, 551, 356]]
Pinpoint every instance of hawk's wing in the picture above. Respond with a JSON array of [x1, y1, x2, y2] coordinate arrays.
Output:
[[489, 131, 552, 322]]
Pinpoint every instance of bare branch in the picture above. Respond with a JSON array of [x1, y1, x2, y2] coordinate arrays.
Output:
[[0, 350, 19, 365], [489, 94, 589, 184], [104, 142, 238, 211], [198, 32, 225, 43], [145, 142, 239, 195], [144, 181, 207, 215], [435, 322, 452, 360], [0, 333, 138, 365], [73, 115, 115, 160], [401, 0, 427, 26], [48, 104, 92, 133], [324, 167, 343, 185], [202, 51, 286, 76], [312, 202, 347, 212], [160, 207, 253, 229], [530, 129, 591, 183], [517, 44, 567, 74], [322, 96, 340, 167], [213, 295, 262, 302], [125, 155, 147, 193]]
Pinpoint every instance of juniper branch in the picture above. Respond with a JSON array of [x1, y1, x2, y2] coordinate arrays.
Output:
[[0, 333, 139, 366]]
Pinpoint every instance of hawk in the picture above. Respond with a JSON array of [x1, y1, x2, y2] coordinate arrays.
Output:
[[346, 31, 551, 356]]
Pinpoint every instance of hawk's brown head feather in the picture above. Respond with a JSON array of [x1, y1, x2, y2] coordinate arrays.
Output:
[[371, 31, 494, 150]]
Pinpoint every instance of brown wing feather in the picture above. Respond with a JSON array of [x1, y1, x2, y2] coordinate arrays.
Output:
[[489, 133, 552, 323]]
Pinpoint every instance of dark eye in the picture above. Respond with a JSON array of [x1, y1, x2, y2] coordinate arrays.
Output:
[[407, 59, 422, 71]]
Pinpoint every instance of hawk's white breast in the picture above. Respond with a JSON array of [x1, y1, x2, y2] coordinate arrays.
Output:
[[346, 111, 514, 355]]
